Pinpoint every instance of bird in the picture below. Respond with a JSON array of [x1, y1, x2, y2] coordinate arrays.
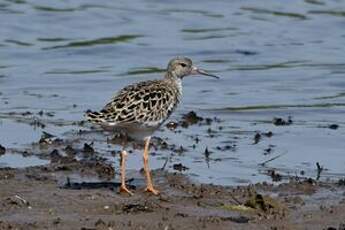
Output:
[[85, 57, 219, 195]]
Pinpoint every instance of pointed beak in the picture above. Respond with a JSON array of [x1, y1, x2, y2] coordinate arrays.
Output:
[[190, 66, 219, 79]]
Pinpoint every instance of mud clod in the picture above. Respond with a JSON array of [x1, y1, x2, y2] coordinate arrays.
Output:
[[50, 149, 61, 163], [272, 117, 293, 126], [174, 146, 187, 154], [39, 131, 55, 144], [0, 168, 15, 180], [253, 133, 261, 144], [94, 218, 106, 227], [316, 162, 324, 180], [166, 121, 178, 130], [50, 149, 76, 164], [245, 192, 285, 216], [181, 111, 203, 128], [263, 131, 273, 137], [0, 144, 6, 155], [337, 179, 345, 186], [254, 131, 273, 144], [216, 144, 235, 151], [121, 202, 154, 214], [328, 124, 339, 130], [264, 146, 273, 155], [83, 143, 95, 156], [65, 145, 77, 157], [173, 163, 189, 172], [94, 161, 115, 179], [267, 169, 282, 182]]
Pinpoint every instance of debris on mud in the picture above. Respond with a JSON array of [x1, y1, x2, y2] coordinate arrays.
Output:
[[173, 163, 189, 171], [120, 201, 156, 214], [253, 131, 273, 145], [216, 144, 236, 151], [0, 221, 18, 230], [0, 144, 5, 155], [151, 137, 175, 151], [50, 149, 76, 164], [165, 121, 178, 130], [263, 145, 275, 155], [235, 49, 258, 56], [29, 117, 46, 129], [338, 179, 345, 186], [165, 111, 221, 132], [253, 133, 261, 144], [39, 131, 62, 145], [83, 143, 95, 157], [259, 153, 286, 166], [37, 110, 55, 117], [173, 145, 187, 154], [244, 192, 285, 216], [64, 145, 77, 157], [272, 116, 293, 126], [92, 160, 115, 179], [328, 124, 339, 130], [263, 131, 273, 138], [0, 168, 15, 180], [316, 162, 324, 180], [181, 111, 203, 128], [266, 169, 282, 182]]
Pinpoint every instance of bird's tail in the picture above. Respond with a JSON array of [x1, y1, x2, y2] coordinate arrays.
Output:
[[85, 110, 107, 124]]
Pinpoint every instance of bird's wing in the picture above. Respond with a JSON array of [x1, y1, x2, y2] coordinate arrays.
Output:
[[98, 80, 180, 126]]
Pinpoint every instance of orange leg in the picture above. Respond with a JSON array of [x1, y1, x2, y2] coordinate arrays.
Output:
[[119, 150, 133, 196], [143, 136, 159, 195]]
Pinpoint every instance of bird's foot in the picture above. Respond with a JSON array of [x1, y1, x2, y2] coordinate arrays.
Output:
[[145, 186, 160, 195], [119, 185, 134, 196]]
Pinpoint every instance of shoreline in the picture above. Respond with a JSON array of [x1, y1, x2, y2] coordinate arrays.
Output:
[[1, 160, 345, 230]]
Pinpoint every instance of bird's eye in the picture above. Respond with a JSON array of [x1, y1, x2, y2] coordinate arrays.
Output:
[[180, 63, 187, 67]]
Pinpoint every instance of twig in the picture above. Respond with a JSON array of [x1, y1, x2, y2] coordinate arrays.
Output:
[[316, 162, 323, 180], [229, 193, 242, 205], [14, 195, 30, 206], [161, 155, 171, 171], [259, 153, 286, 166]]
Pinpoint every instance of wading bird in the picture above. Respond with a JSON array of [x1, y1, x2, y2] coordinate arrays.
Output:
[[86, 57, 218, 195]]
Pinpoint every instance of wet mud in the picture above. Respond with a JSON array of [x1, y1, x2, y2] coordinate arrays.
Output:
[[1, 111, 345, 229], [1, 162, 345, 229]]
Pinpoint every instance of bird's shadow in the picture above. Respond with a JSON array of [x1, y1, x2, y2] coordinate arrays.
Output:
[[61, 177, 136, 190]]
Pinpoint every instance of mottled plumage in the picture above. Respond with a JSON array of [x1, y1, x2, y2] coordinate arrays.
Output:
[[85, 57, 218, 195], [86, 78, 181, 138]]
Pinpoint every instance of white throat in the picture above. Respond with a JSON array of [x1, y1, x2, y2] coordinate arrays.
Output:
[[175, 77, 183, 95]]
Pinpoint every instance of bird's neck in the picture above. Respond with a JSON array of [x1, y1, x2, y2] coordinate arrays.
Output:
[[164, 72, 183, 95], [164, 71, 178, 80]]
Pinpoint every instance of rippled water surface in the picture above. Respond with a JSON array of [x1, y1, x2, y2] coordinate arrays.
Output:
[[1, 0, 345, 185]]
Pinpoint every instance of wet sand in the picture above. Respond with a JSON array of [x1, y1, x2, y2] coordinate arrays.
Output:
[[1, 161, 345, 230]]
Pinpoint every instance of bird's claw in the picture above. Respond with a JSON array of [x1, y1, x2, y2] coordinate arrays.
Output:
[[145, 186, 160, 195], [120, 185, 134, 196]]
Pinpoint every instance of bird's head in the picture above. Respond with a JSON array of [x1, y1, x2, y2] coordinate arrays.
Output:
[[166, 57, 219, 79]]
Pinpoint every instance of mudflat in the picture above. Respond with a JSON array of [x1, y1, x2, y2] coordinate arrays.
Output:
[[1, 159, 345, 230]]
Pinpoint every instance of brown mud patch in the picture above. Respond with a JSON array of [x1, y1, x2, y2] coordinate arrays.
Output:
[[1, 161, 345, 230]]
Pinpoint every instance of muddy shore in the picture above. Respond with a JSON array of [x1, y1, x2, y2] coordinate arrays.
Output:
[[1, 111, 345, 229], [1, 158, 345, 230]]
